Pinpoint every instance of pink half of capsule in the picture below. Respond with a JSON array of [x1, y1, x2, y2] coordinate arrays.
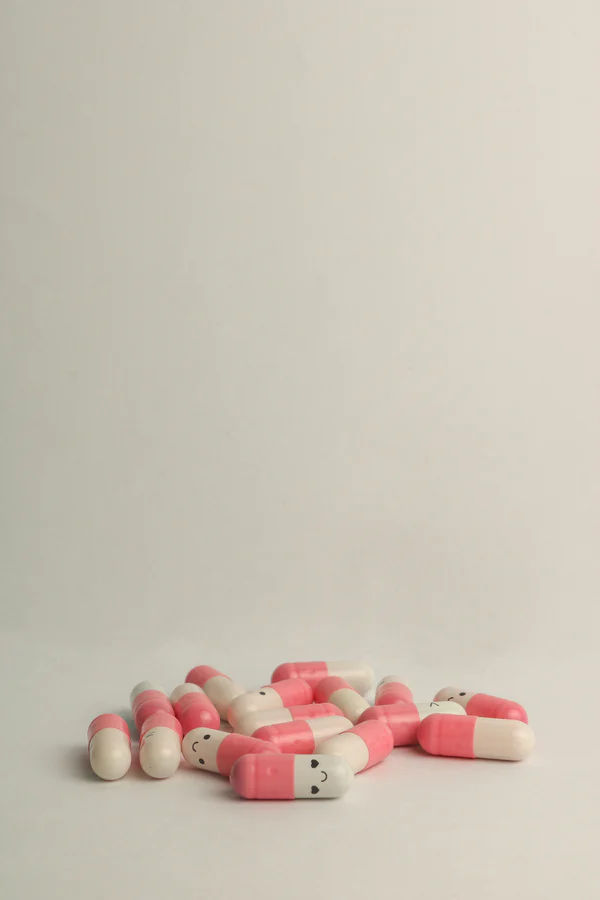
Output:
[[270, 661, 374, 694], [87, 714, 132, 781], [314, 676, 370, 724], [418, 714, 535, 761], [227, 678, 314, 727], [358, 701, 465, 745], [132, 690, 174, 731], [316, 720, 393, 774], [182, 727, 281, 776], [230, 753, 354, 799], [253, 716, 353, 754], [173, 692, 220, 734], [375, 678, 413, 705], [185, 665, 245, 719], [433, 687, 528, 723]]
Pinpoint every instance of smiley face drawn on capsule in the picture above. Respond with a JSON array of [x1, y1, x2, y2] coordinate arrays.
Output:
[[189, 731, 218, 769], [293, 754, 354, 799]]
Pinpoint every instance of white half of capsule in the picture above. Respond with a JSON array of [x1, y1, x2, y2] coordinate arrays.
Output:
[[236, 708, 296, 735], [326, 662, 375, 695], [228, 687, 285, 727], [434, 686, 475, 708], [170, 683, 204, 705], [416, 700, 466, 719], [306, 717, 353, 743], [203, 675, 246, 719], [89, 729, 131, 781], [328, 688, 370, 724], [474, 718, 535, 761], [293, 754, 354, 798], [315, 732, 369, 774], [130, 680, 164, 706], [139, 726, 182, 779], [181, 727, 226, 771]]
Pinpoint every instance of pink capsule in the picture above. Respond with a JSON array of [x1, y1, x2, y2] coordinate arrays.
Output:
[[227, 678, 313, 727], [314, 676, 370, 724], [253, 716, 353, 753], [358, 701, 465, 745], [271, 661, 374, 694], [375, 675, 413, 705], [418, 714, 535, 761], [130, 681, 174, 731], [236, 703, 344, 736], [230, 752, 354, 799], [433, 686, 528, 723], [139, 712, 183, 778], [88, 714, 131, 781], [182, 727, 281, 775], [316, 720, 393, 773], [173, 691, 220, 734], [185, 666, 245, 719]]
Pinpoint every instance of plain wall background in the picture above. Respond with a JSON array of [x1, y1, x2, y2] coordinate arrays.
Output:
[[2, 4, 600, 899], [2, 2, 599, 666]]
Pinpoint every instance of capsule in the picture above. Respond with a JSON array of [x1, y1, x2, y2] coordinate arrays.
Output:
[[358, 701, 465, 745], [433, 686, 528, 723], [130, 681, 174, 731], [314, 676, 370, 724], [230, 753, 354, 799], [185, 666, 245, 719], [170, 683, 204, 706], [173, 691, 220, 734], [375, 675, 413, 705], [418, 714, 535, 761], [87, 714, 131, 781], [236, 703, 343, 737], [227, 678, 313, 727], [271, 661, 374, 695], [182, 727, 281, 775], [139, 712, 183, 778], [253, 717, 353, 754], [316, 720, 393, 774]]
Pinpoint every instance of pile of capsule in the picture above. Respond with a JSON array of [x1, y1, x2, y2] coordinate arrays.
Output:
[[87, 660, 534, 799]]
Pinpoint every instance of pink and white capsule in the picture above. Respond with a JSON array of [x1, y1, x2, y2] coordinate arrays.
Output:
[[230, 753, 354, 799], [130, 681, 174, 731], [88, 714, 131, 781], [433, 687, 528, 723], [375, 676, 413, 705], [182, 727, 281, 775], [314, 676, 370, 724], [253, 716, 353, 753], [185, 666, 245, 719], [358, 701, 465, 746], [173, 691, 220, 734], [271, 660, 374, 695], [316, 720, 393, 774], [227, 678, 313, 727], [170, 683, 204, 706], [418, 714, 535, 761], [139, 712, 183, 778], [236, 703, 344, 737]]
